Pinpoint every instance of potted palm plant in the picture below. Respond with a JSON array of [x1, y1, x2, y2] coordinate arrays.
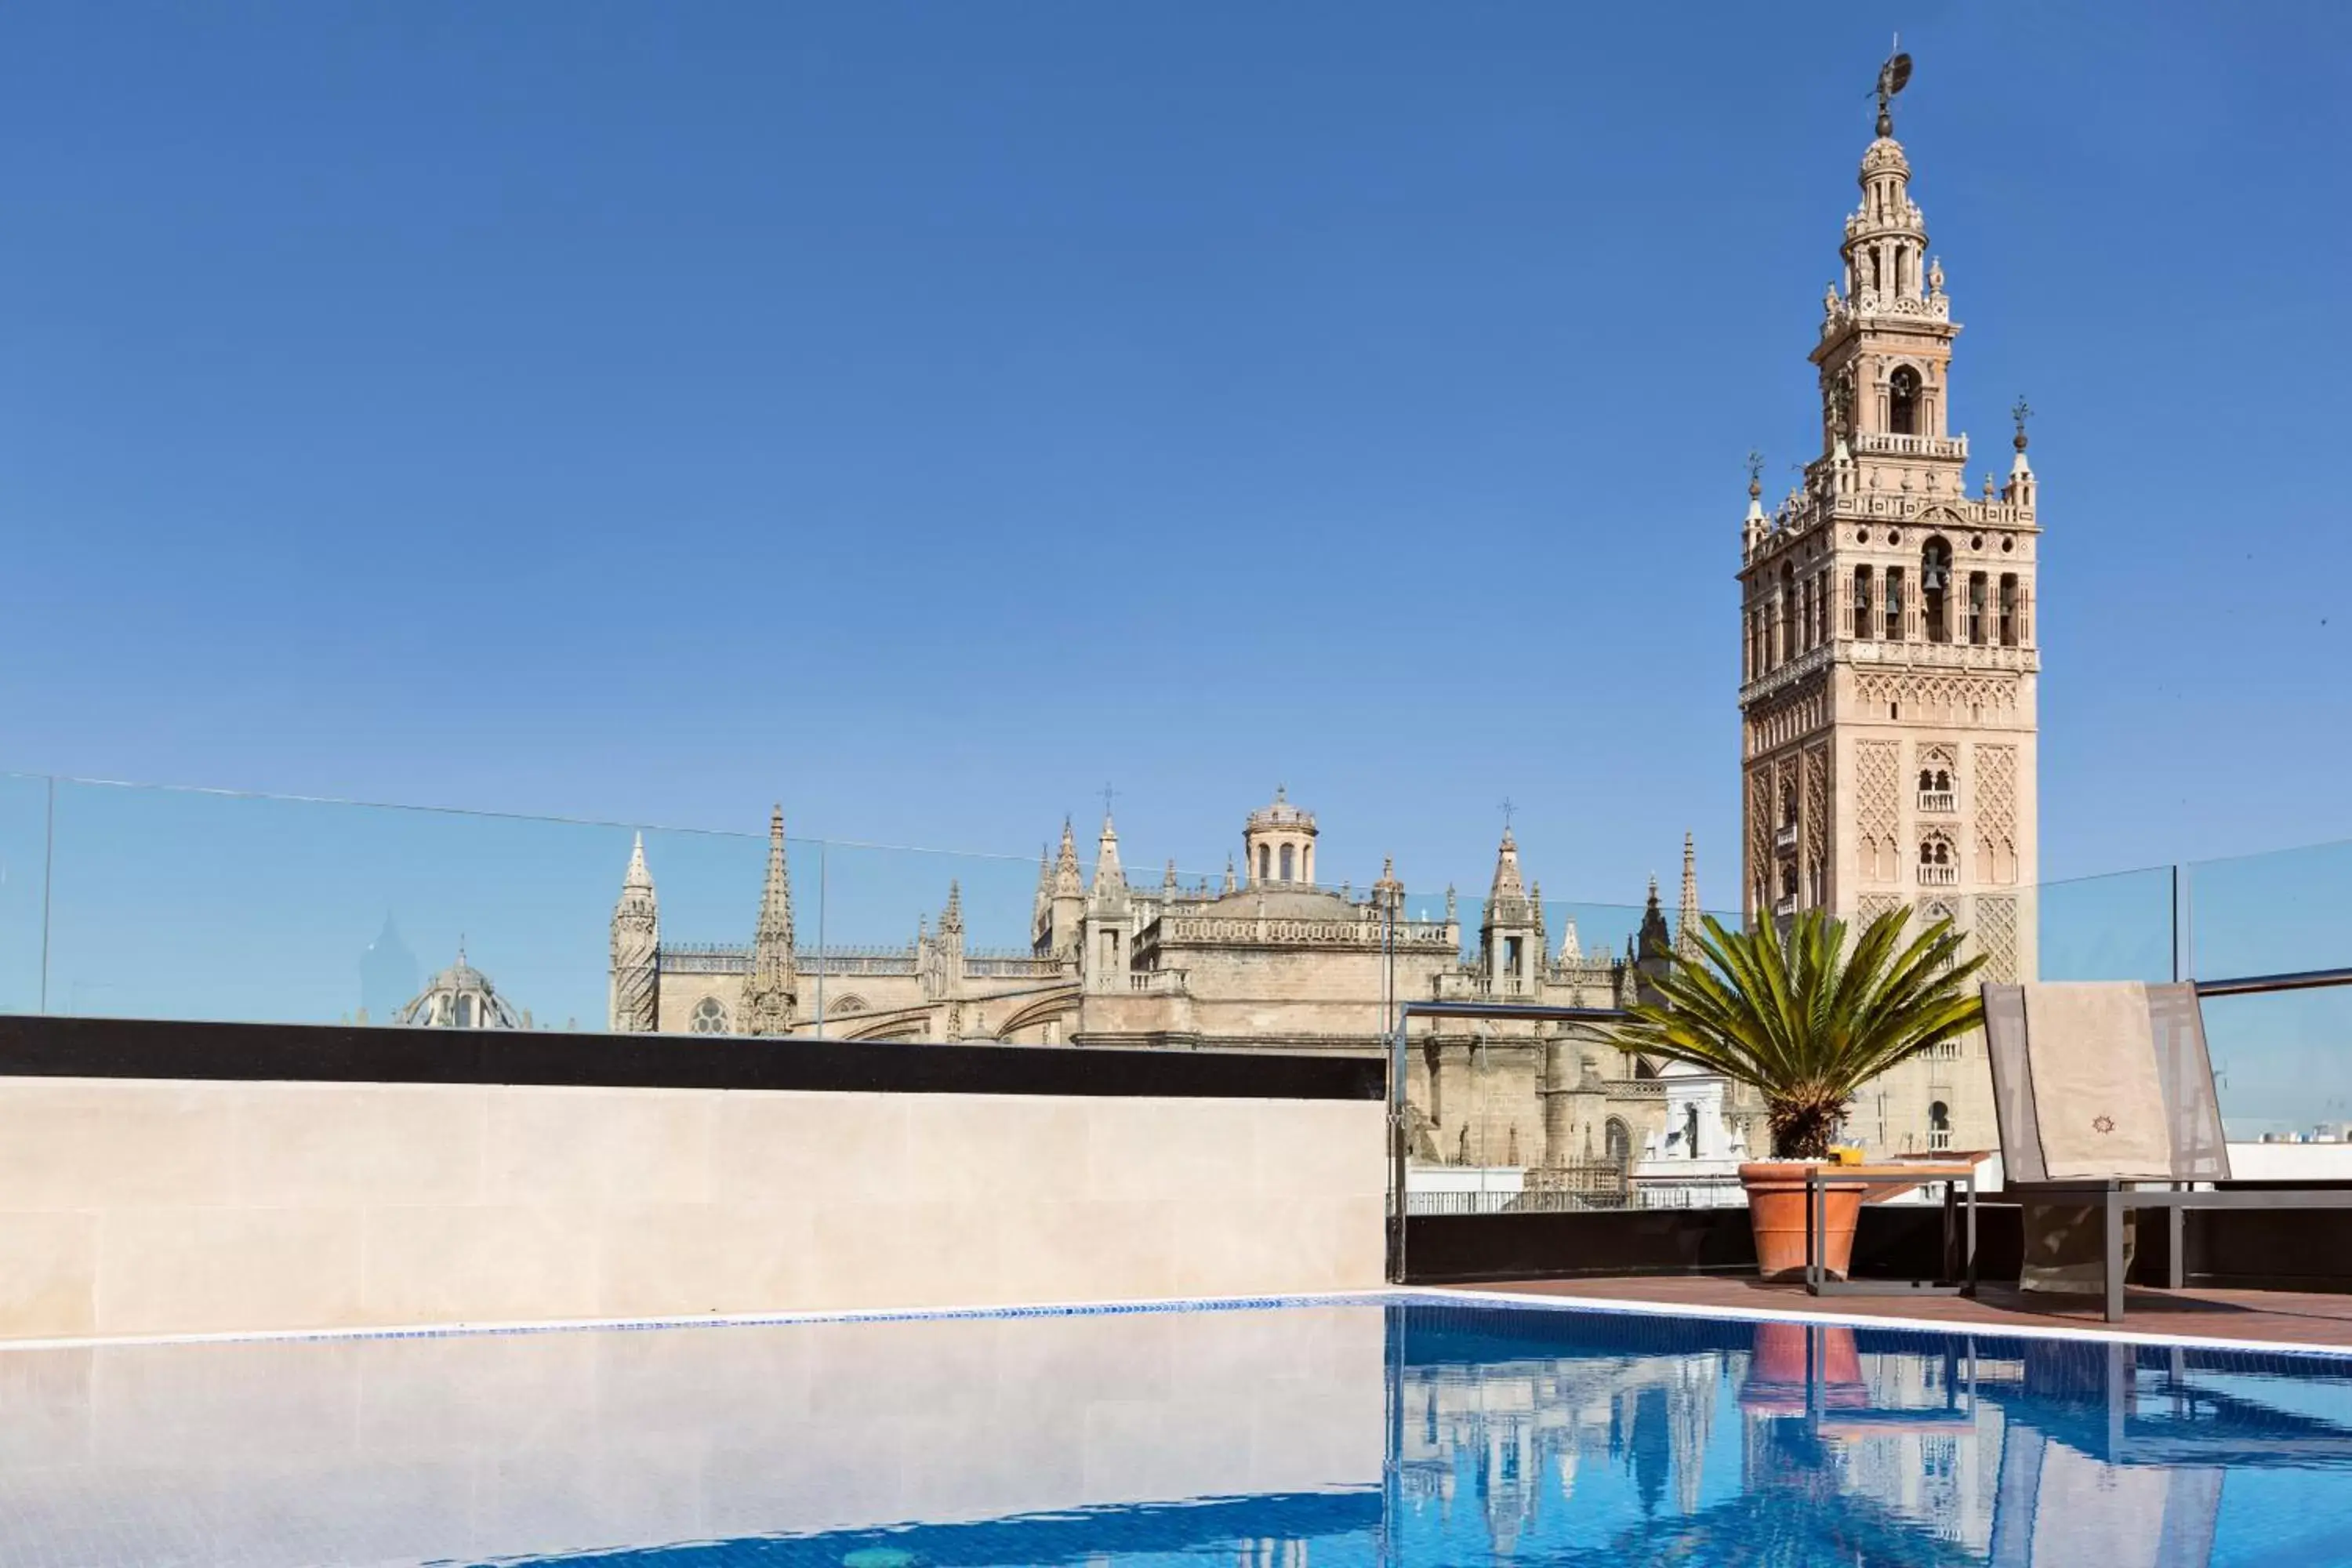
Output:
[[1608, 908, 1984, 1280]]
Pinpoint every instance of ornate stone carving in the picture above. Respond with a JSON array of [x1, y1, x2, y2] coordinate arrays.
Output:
[[1857, 740, 1900, 882], [1802, 742, 1830, 893], [1855, 670, 2017, 722], [1857, 893, 1907, 927], [1975, 742, 2018, 884], [1746, 763, 1773, 916], [1744, 681, 1831, 757], [1974, 894, 2017, 983]]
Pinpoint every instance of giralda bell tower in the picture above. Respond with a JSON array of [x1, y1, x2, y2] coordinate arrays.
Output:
[[1735, 52, 2041, 1156]]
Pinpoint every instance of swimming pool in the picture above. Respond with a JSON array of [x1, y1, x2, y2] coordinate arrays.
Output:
[[3, 1296, 2350, 1566]]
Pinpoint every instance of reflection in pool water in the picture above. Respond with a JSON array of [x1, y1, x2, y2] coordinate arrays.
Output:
[[2, 1301, 2349, 1566]]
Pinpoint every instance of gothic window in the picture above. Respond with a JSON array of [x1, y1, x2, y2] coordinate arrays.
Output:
[[691, 996, 730, 1034], [1604, 1118, 1631, 1167], [1918, 833, 1956, 884], [1998, 573, 2020, 646], [1920, 538, 1953, 642], [1504, 935, 1523, 979], [1889, 367, 1921, 435], [1929, 1100, 1952, 1151], [1883, 567, 1905, 641], [1853, 566, 1874, 640], [1967, 571, 1989, 644], [1258, 844, 1271, 883], [1279, 844, 1295, 882]]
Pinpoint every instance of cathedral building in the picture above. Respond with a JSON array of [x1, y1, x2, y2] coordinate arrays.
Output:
[[608, 793, 1716, 1176], [1737, 84, 2041, 1156]]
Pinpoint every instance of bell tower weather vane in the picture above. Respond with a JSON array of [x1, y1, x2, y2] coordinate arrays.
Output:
[[1874, 36, 1913, 138]]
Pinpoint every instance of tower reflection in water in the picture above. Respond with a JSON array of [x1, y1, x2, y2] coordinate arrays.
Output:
[[1389, 1303, 2352, 1566]]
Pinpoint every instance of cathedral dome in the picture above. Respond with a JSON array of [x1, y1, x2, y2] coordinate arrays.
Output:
[[1242, 786, 1319, 887], [1203, 885, 1359, 920], [393, 945, 526, 1029], [1244, 786, 1316, 834], [1860, 136, 1909, 176]]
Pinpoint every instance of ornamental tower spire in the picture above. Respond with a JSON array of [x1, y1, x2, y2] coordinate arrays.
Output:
[[1486, 825, 1527, 907], [1479, 826, 1537, 992], [740, 804, 797, 1036], [608, 832, 660, 1032], [1636, 875, 1671, 965], [1675, 832, 1703, 962], [1040, 815, 1087, 957], [1091, 810, 1126, 895]]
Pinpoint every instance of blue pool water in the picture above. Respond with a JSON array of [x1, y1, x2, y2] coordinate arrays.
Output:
[[4, 1298, 2351, 1566]]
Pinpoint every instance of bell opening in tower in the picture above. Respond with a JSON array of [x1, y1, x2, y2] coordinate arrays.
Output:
[[1889, 366, 1920, 434], [1921, 537, 1952, 642]]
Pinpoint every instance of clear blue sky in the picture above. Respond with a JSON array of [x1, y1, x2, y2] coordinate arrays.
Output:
[[3, 0, 2347, 920]]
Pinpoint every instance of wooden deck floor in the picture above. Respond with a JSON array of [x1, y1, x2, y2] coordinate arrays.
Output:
[[1445, 1275, 2352, 1351]]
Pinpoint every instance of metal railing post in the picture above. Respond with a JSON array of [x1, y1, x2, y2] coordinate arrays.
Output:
[[2170, 863, 2181, 984], [1387, 901, 1407, 1283], [38, 775, 54, 1016], [2182, 861, 2195, 982]]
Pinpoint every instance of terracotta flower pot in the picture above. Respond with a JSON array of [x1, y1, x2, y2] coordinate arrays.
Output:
[[1740, 1161, 1860, 1281], [1741, 1321, 1866, 1415]]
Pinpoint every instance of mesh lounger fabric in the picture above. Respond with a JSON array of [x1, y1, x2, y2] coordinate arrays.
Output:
[[1982, 982, 2231, 1186], [2020, 982, 2172, 1180]]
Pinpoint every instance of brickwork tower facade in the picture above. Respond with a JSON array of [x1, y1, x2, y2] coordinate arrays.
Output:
[[1737, 78, 2042, 1156]]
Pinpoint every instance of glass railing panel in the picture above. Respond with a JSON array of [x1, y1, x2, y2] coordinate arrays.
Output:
[[2029, 863, 2177, 983], [1392, 894, 1755, 1216], [808, 841, 1072, 1043], [0, 773, 51, 1014], [38, 779, 761, 1029], [614, 819, 816, 1037], [2184, 838, 2352, 985], [2199, 987, 2352, 1147]]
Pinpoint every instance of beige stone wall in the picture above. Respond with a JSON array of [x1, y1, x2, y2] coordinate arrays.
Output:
[[0, 1078, 1386, 1341], [0, 1303, 1383, 1566]]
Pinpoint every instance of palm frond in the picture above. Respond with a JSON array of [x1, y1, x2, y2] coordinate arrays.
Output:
[[1606, 906, 1986, 1158]]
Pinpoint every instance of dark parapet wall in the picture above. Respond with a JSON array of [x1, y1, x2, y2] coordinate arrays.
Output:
[[0, 1012, 1384, 1101]]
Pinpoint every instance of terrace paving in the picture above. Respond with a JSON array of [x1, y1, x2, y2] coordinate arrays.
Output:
[[1450, 1275, 2352, 1351]]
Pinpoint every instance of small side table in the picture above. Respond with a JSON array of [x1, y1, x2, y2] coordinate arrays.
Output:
[[1804, 1162, 1980, 1298]]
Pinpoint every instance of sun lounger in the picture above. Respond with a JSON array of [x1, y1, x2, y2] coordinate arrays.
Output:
[[1982, 980, 2352, 1323]]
